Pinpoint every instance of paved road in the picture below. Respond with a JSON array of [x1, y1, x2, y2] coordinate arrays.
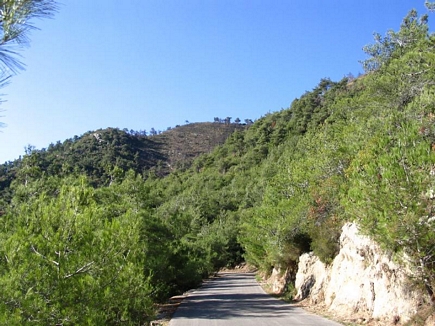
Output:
[[169, 272, 342, 326]]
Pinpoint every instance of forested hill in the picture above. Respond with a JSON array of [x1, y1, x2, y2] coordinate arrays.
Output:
[[1, 8, 435, 325], [0, 122, 245, 197]]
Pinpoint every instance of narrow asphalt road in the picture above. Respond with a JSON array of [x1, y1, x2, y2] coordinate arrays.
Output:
[[169, 272, 342, 326]]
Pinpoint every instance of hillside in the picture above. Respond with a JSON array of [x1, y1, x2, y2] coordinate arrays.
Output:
[[0, 122, 245, 201], [154, 122, 246, 172], [1, 7, 435, 325]]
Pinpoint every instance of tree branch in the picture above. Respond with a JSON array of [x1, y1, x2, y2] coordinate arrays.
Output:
[[63, 261, 94, 279], [31, 245, 59, 266]]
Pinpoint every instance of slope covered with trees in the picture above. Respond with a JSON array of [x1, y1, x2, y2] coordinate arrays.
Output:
[[0, 122, 245, 202], [1, 4, 435, 325]]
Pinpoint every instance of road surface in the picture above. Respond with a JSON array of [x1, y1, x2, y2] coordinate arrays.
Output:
[[169, 272, 342, 326]]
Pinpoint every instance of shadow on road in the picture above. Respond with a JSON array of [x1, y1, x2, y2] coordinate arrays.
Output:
[[173, 273, 303, 320]]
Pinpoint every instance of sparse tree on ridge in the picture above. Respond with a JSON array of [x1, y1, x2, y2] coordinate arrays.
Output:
[[426, 1, 435, 11], [360, 9, 429, 72]]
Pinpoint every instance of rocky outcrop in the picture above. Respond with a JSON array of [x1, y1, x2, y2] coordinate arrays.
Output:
[[266, 267, 290, 294], [294, 223, 427, 324]]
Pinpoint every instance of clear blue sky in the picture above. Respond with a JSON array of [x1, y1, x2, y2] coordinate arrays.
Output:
[[0, 0, 431, 163]]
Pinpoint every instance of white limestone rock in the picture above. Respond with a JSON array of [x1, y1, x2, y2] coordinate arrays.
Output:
[[268, 267, 289, 294], [294, 222, 426, 323]]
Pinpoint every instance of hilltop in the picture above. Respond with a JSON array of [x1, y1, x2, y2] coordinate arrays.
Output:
[[0, 121, 246, 201]]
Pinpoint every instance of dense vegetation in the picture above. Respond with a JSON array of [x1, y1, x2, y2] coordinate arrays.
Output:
[[0, 122, 245, 203], [2, 4, 435, 325]]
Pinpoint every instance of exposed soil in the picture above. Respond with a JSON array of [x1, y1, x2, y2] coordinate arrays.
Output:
[[151, 295, 185, 326], [287, 299, 435, 326]]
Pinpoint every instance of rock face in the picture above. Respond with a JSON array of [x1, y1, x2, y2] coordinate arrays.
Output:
[[267, 267, 290, 294], [294, 223, 426, 323]]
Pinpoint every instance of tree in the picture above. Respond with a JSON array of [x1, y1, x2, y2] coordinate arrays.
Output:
[[0, 0, 57, 79], [0, 0, 57, 126], [361, 9, 429, 72], [426, 1, 435, 11], [345, 119, 435, 300], [0, 178, 154, 324]]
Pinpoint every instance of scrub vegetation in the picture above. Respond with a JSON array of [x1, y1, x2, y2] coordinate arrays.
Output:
[[1, 2, 435, 324]]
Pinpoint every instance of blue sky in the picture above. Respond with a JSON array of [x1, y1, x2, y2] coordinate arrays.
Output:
[[0, 0, 431, 163]]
